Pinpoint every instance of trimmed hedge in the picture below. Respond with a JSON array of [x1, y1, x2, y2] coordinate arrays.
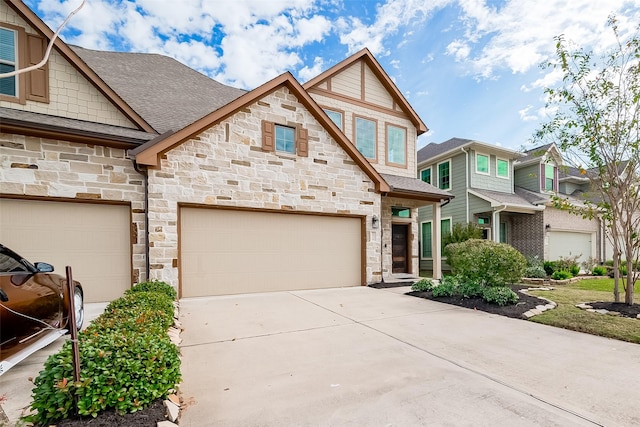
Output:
[[26, 282, 180, 425], [445, 239, 526, 286]]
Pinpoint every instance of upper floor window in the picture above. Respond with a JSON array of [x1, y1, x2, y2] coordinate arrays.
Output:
[[275, 125, 295, 154], [261, 120, 308, 157], [0, 27, 18, 97], [544, 163, 556, 191], [324, 109, 343, 130], [497, 158, 509, 178], [438, 160, 451, 190], [420, 167, 431, 184], [0, 24, 49, 104], [354, 116, 376, 160], [476, 153, 489, 175], [386, 125, 406, 166]]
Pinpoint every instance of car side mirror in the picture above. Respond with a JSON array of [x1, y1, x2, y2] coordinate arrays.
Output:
[[34, 262, 54, 273]]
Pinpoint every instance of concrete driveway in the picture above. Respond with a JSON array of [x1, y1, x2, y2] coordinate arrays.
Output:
[[178, 286, 640, 427]]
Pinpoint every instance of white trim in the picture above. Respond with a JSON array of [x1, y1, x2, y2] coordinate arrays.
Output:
[[475, 152, 490, 175], [419, 166, 432, 184], [496, 157, 510, 179], [436, 159, 452, 191], [420, 220, 433, 260], [467, 189, 545, 212]]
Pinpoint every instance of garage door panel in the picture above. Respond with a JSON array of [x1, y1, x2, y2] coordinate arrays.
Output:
[[181, 208, 362, 297], [0, 199, 131, 303], [548, 231, 593, 265]]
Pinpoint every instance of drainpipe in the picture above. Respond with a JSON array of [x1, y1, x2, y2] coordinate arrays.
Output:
[[133, 160, 150, 281], [460, 147, 469, 223], [493, 205, 507, 242]]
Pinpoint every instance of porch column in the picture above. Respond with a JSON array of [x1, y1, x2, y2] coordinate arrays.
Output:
[[493, 210, 500, 242], [432, 202, 442, 279]]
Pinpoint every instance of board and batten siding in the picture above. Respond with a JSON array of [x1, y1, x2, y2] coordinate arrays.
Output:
[[514, 163, 541, 192]]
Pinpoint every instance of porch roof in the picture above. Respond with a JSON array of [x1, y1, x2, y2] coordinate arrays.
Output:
[[381, 173, 454, 203], [469, 188, 544, 213]]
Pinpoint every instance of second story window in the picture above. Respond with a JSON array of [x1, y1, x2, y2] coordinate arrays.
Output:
[[354, 117, 376, 160], [386, 125, 406, 166], [275, 125, 295, 154], [324, 109, 343, 130], [438, 160, 450, 190], [420, 167, 431, 184], [262, 120, 308, 157], [0, 27, 18, 97], [476, 153, 489, 174], [544, 163, 556, 191], [497, 158, 509, 178]]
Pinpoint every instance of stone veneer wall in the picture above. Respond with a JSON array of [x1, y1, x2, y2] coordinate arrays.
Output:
[[0, 3, 137, 128], [0, 132, 146, 282], [146, 86, 383, 288], [309, 92, 418, 179]]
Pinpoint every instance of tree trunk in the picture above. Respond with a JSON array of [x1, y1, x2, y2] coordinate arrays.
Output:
[[613, 249, 620, 303]]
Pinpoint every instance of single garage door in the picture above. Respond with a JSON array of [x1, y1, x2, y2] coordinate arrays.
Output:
[[180, 208, 362, 297], [548, 231, 594, 265], [0, 199, 131, 302]]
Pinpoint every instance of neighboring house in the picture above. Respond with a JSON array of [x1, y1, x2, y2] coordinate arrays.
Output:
[[417, 138, 602, 272], [0, 0, 451, 302]]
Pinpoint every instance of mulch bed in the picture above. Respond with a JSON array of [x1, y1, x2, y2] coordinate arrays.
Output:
[[53, 399, 168, 427], [402, 283, 640, 320]]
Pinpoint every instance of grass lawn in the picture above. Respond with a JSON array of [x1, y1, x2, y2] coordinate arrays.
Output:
[[528, 278, 640, 344]]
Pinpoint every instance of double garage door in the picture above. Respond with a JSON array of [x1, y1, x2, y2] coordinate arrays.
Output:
[[0, 199, 131, 303], [180, 208, 363, 297]]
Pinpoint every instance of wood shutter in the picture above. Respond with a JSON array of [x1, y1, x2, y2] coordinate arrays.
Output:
[[297, 127, 309, 157], [25, 34, 49, 103], [262, 120, 274, 152]]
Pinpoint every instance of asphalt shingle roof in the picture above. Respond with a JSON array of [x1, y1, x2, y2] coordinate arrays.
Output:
[[471, 188, 537, 207], [518, 143, 553, 164], [0, 107, 156, 142], [380, 173, 453, 199], [417, 137, 472, 164], [72, 46, 247, 134]]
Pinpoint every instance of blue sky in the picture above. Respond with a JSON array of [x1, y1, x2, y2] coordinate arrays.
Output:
[[26, 0, 640, 151]]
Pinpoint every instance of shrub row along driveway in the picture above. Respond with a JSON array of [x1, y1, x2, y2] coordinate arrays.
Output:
[[178, 286, 640, 427]]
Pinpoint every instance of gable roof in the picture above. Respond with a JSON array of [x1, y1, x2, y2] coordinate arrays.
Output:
[[72, 46, 246, 134], [5, 0, 154, 133], [380, 174, 452, 202], [469, 188, 544, 213], [417, 137, 522, 166], [130, 71, 392, 192], [516, 143, 563, 167], [303, 48, 427, 135]]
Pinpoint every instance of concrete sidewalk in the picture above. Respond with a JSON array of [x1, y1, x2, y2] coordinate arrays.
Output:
[[178, 286, 640, 427]]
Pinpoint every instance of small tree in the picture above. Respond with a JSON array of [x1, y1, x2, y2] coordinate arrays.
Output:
[[535, 16, 640, 305]]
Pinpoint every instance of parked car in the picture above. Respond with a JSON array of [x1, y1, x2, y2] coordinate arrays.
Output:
[[0, 244, 83, 376]]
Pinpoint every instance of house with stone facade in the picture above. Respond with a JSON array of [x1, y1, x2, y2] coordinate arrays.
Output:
[[417, 138, 603, 272], [0, 0, 451, 302]]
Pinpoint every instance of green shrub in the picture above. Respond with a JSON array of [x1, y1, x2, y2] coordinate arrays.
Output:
[[556, 255, 580, 273], [543, 261, 557, 276], [128, 280, 177, 300], [525, 265, 547, 278], [431, 276, 459, 297], [458, 280, 483, 298], [442, 222, 483, 248], [481, 286, 519, 306], [411, 278, 434, 292], [551, 270, 572, 280], [26, 287, 181, 425], [570, 264, 580, 276], [592, 266, 607, 276], [445, 239, 526, 286]]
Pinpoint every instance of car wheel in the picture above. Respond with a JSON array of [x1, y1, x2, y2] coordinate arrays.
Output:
[[74, 286, 84, 331]]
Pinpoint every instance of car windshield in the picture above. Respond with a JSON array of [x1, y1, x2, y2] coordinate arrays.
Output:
[[0, 249, 31, 274]]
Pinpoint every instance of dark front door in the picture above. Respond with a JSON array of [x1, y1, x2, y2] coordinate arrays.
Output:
[[392, 224, 409, 274]]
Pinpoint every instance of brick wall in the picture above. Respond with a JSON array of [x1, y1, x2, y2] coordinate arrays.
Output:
[[509, 211, 544, 259], [146, 86, 383, 287]]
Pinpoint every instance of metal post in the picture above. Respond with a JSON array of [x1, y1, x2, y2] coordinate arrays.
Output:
[[65, 266, 81, 384]]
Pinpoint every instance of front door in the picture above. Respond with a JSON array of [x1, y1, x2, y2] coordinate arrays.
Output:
[[392, 224, 409, 274]]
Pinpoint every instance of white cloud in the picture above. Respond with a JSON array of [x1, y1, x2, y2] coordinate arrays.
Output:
[[518, 105, 537, 122], [446, 39, 470, 61], [452, 0, 640, 79], [298, 56, 325, 82]]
